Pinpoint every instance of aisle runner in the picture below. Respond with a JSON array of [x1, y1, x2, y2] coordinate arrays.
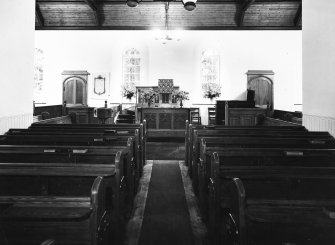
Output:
[[139, 160, 194, 245], [125, 161, 153, 245]]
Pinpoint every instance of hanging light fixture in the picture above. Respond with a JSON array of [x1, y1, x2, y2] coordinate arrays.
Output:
[[126, 0, 140, 7], [126, 0, 196, 11], [155, 2, 181, 44], [182, 0, 197, 11]]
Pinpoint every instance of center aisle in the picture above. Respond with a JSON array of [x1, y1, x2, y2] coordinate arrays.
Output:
[[139, 160, 194, 245]]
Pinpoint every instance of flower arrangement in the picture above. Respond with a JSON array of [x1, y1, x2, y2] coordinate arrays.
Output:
[[172, 90, 189, 102], [202, 82, 221, 99], [121, 82, 136, 99], [139, 88, 158, 105]]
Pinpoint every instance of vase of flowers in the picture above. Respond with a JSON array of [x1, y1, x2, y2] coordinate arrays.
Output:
[[139, 88, 158, 107], [121, 82, 136, 100], [202, 82, 221, 101], [172, 90, 189, 108]]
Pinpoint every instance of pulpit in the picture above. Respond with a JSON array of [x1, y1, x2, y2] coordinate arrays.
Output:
[[96, 101, 112, 124], [215, 100, 267, 126]]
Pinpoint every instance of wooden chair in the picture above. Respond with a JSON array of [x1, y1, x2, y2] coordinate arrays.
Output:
[[190, 108, 201, 125], [208, 107, 216, 125]]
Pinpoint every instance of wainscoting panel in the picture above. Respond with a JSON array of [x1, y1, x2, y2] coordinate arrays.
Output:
[[303, 114, 335, 137], [0, 113, 33, 134]]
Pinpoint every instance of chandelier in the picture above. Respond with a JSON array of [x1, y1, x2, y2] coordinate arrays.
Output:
[[155, 2, 181, 45]]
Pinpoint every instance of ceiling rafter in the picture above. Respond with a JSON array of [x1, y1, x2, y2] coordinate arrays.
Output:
[[238, 0, 255, 26], [34, 0, 302, 30], [294, 3, 302, 27], [35, 3, 44, 27], [83, 0, 101, 26]]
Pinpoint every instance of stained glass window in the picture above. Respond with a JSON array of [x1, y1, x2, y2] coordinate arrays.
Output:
[[34, 48, 44, 101], [201, 50, 220, 84], [123, 48, 141, 84]]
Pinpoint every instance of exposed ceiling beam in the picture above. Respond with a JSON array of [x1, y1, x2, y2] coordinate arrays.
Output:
[[35, 3, 44, 26], [83, 0, 101, 26], [294, 3, 302, 27], [36, 25, 302, 31], [238, 0, 255, 27]]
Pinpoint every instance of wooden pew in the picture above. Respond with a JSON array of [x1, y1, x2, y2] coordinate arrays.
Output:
[[0, 144, 135, 220], [208, 149, 335, 245], [28, 122, 147, 171], [196, 136, 335, 217], [223, 173, 335, 245], [190, 130, 332, 186], [29, 121, 147, 166], [40, 240, 57, 245], [185, 124, 307, 169], [7, 126, 144, 172], [0, 132, 142, 192], [0, 162, 117, 245]]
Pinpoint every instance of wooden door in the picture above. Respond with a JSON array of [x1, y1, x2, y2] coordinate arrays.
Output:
[[248, 77, 273, 110], [63, 78, 87, 106]]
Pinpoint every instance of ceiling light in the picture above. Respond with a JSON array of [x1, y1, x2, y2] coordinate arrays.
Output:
[[182, 0, 197, 11], [126, 0, 139, 7], [154, 2, 181, 44], [126, 0, 195, 11]]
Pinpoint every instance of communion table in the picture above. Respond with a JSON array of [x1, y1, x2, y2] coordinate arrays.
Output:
[[137, 107, 190, 130]]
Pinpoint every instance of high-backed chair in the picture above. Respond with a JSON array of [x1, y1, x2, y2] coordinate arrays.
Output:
[[190, 108, 201, 125]]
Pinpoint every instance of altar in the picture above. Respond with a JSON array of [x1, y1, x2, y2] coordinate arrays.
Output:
[[135, 79, 190, 137], [136, 79, 180, 107], [137, 107, 190, 130]]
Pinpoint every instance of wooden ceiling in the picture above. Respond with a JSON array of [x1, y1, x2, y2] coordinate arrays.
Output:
[[35, 0, 302, 30]]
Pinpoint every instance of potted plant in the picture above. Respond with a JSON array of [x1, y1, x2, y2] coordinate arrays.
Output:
[[139, 88, 158, 107], [202, 82, 221, 100], [172, 90, 189, 108], [121, 82, 136, 100]]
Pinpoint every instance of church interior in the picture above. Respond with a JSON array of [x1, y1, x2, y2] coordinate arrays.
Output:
[[1, 0, 335, 244]]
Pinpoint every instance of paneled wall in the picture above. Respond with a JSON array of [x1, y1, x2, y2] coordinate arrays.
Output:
[[303, 115, 335, 137], [0, 114, 33, 135]]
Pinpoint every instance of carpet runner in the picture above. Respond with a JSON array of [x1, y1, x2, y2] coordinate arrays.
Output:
[[139, 160, 194, 245]]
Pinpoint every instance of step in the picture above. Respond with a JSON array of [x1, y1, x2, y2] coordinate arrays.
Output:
[[118, 114, 135, 119], [116, 119, 135, 124]]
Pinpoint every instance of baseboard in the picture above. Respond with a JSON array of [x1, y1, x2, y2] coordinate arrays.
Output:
[[0, 113, 33, 134], [303, 114, 335, 137]]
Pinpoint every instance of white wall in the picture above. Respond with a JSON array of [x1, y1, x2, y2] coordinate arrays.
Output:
[[0, 0, 35, 133], [35, 30, 302, 112], [302, 0, 335, 136], [303, 0, 335, 118]]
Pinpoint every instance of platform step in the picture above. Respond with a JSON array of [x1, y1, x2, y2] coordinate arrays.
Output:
[[116, 119, 135, 124], [118, 114, 134, 119]]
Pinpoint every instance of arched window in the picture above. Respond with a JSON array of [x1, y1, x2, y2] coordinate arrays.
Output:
[[200, 50, 220, 84], [123, 48, 141, 84], [34, 48, 44, 101]]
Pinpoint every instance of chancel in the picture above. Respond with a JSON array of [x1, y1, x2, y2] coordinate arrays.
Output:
[[2, 0, 335, 245]]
